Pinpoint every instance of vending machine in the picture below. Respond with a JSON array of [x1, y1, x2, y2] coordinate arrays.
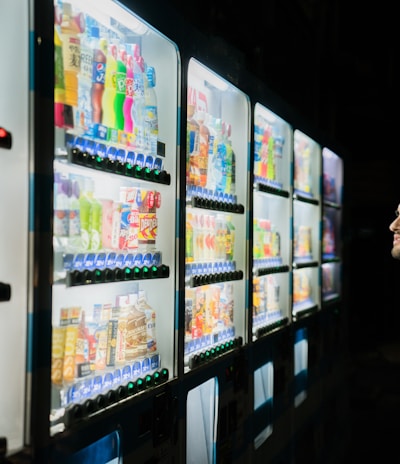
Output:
[[249, 100, 294, 461], [291, 129, 324, 462], [2, 0, 181, 461], [0, 1, 29, 459], [319, 146, 349, 461], [251, 103, 292, 340], [183, 56, 250, 463]]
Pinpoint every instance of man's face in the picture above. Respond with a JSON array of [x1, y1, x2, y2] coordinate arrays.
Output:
[[389, 204, 400, 259]]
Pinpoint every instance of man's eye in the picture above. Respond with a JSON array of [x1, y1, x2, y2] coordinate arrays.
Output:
[[396, 210, 400, 217]]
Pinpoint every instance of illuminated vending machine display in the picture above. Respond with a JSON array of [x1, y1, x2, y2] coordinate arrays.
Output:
[[252, 103, 292, 340], [292, 130, 322, 319], [51, 0, 179, 438], [184, 58, 249, 371], [184, 58, 250, 464], [321, 147, 343, 305]]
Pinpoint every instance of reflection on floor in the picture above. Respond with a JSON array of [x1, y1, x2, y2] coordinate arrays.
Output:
[[346, 342, 400, 462]]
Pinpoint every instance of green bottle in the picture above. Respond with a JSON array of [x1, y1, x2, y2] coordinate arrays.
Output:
[[79, 177, 94, 251], [90, 197, 103, 251]]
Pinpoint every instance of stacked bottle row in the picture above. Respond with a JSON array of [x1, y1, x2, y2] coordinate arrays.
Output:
[[54, 1, 159, 154], [51, 289, 158, 408], [186, 86, 236, 203], [54, 172, 161, 253], [185, 211, 235, 264]]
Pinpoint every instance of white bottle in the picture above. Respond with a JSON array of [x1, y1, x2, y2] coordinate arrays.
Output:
[[131, 44, 146, 150], [54, 172, 70, 251], [76, 25, 95, 132], [144, 65, 158, 154]]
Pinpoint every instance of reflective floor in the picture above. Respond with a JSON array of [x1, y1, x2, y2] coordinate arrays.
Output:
[[345, 342, 400, 463]]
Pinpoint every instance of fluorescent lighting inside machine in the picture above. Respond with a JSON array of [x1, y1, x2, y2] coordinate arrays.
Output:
[[65, 0, 149, 35], [190, 58, 229, 91]]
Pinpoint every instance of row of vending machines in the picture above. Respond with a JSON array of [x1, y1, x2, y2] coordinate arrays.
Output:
[[0, 0, 347, 463]]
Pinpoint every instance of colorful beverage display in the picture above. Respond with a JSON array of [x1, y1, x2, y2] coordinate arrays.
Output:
[[184, 59, 249, 371], [186, 86, 236, 202], [51, 289, 159, 405], [54, 2, 159, 154], [52, 0, 179, 432]]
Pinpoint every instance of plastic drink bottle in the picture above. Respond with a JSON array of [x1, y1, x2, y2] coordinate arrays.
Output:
[[54, 173, 70, 250], [205, 114, 217, 193], [186, 87, 200, 186], [54, 27, 65, 128], [101, 43, 118, 129], [90, 197, 103, 251], [91, 29, 107, 125], [79, 177, 95, 251], [60, 3, 82, 119], [76, 25, 95, 132], [123, 53, 134, 134], [131, 44, 146, 149], [114, 46, 127, 131], [186, 212, 194, 262], [225, 123, 235, 195], [197, 111, 209, 188], [68, 175, 82, 252], [144, 66, 158, 154]]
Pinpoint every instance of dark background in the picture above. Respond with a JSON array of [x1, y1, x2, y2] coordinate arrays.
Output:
[[167, 0, 399, 350]]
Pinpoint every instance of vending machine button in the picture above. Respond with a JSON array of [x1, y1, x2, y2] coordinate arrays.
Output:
[[136, 378, 145, 391], [127, 381, 137, 396], [117, 385, 127, 400], [83, 398, 97, 415]]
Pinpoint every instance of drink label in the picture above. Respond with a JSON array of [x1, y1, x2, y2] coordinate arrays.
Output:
[[63, 253, 74, 271], [152, 251, 161, 266], [103, 372, 113, 390], [136, 153, 145, 167], [107, 146, 117, 161], [106, 320, 118, 366], [95, 252, 106, 269], [92, 375, 103, 394], [155, 191, 161, 208], [143, 252, 152, 266], [154, 157, 163, 171], [124, 253, 134, 268], [116, 148, 126, 163], [150, 354, 160, 370], [145, 155, 154, 169], [92, 61, 106, 85], [95, 143, 107, 158], [133, 253, 143, 267], [141, 357, 150, 373], [115, 253, 125, 269], [132, 361, 141, 377], [106, 252, 116, 268], [108, 128, 119, 144], [68, 383, 81, 405], [122, 365, 132, 380], [113, 368, 122, 386], [92, 123, 108, 140], [84, 253, 96, 270], [126, 151, 136, 165], [72, 253, 85, 270], [138, 213, 157, 246]]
